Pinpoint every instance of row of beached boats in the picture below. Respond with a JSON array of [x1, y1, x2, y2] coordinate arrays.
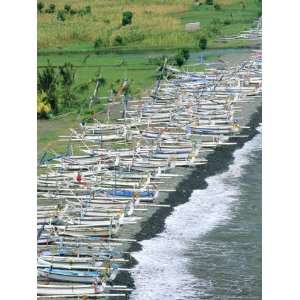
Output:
[[219, 18, 262, 42], [37, 50, 262, 299]]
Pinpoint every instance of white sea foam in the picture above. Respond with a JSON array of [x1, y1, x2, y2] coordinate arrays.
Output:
[[131, 130, 261, 300]]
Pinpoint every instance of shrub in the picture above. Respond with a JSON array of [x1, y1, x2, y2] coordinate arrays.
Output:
[[57, 10, 66, 22], [58, 63, 76, 109], [70, 9, 77, 15], [209, 24, 221, 35], [64, 4, 71, 13], [77, 9, 86, 16], [85, 6, 91, 14], [257, 9, 262, 17], [113, 35, 124, 46], [224, 19, 231, 25], [37, 2, 44, 13], [174, 54, 185, 67], [199, 36, 207, 50], [193, 0, 203, 6], [37, 64, 59, 114], [211, 18, 221, 25], [94, 37, 104, 48], [48, 3, 56, 13], [59, 63, 75, 87], [209, 18, 222, 36], [205, 0, 213, 5], [180, 48, 190, 61], [37, 92, 51, 119], [214, 4, 221, 10], [148, 55, 169, 66], [77, 82, 89, 93], [122, 11, 133, 26]]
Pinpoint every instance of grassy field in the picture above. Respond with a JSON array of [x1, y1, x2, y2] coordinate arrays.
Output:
[[37, 50, 217, 98], [38, 52, 158, 98], [38, 0, 260, 51]]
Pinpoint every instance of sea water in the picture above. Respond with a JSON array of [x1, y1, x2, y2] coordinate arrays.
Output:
[[131, 128, 261, 300]]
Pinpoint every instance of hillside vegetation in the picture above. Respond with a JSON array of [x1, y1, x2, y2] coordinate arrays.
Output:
[[38, 0, 260, 51]]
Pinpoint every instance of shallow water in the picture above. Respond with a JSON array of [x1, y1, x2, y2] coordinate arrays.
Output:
[[131, 128, 261, 300]]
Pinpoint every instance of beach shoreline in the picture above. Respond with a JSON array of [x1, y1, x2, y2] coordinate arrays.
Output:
[[111, 49, 262, 294]]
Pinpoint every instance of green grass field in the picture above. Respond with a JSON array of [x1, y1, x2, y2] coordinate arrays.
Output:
[[38, 52, 157, 97], [38, 0, 260, 51]]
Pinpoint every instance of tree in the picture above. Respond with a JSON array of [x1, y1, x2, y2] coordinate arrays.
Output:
[[175, 54, 185, 67], [70, 9, 77, 15], [37, 63, 59, 114], [37, 2, 44, 13], [199, 37, 207, 50], [257, 9, 262, 17], [85, 6, 91, 14], [180, 48, 190, 60], [94, 37, 103, 49], [214, 4, 221, 10], [57, 10, 66, 22], [49, 3, 56, 13], [206, 0, 213, 5], [122, 11, 133, 26], [64, 4, 71, 13], [58, 63, 76, 109], [113, 35, 123, 46]]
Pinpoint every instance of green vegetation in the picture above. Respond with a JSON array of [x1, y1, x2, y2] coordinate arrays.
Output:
[[38, 0, 260, 50], [113, 35, 124, 46], [58, 63, 76, 109], [45, 3, 56, 14], [181, 48, 190, 60], [199, 37, 208, 50], [122, 11, 133, 26], [206, 0, 214, 5], [40, 2, 91, 19], [56, 10, 66, 22], [37, 63, 59, 114], [214, 4, 221, 10], [38, 2, 44, 13], [64, 4, 71, 13], [38, 53, 156, 118], [94, 37, 104, 49]]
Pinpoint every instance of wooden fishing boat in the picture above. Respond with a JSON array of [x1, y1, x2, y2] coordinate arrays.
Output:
[[37, 283, 105, 296], [38, 267, 117, 283]]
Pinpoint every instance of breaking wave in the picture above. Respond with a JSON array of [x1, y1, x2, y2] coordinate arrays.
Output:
[[131, 128, 261, 300]]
